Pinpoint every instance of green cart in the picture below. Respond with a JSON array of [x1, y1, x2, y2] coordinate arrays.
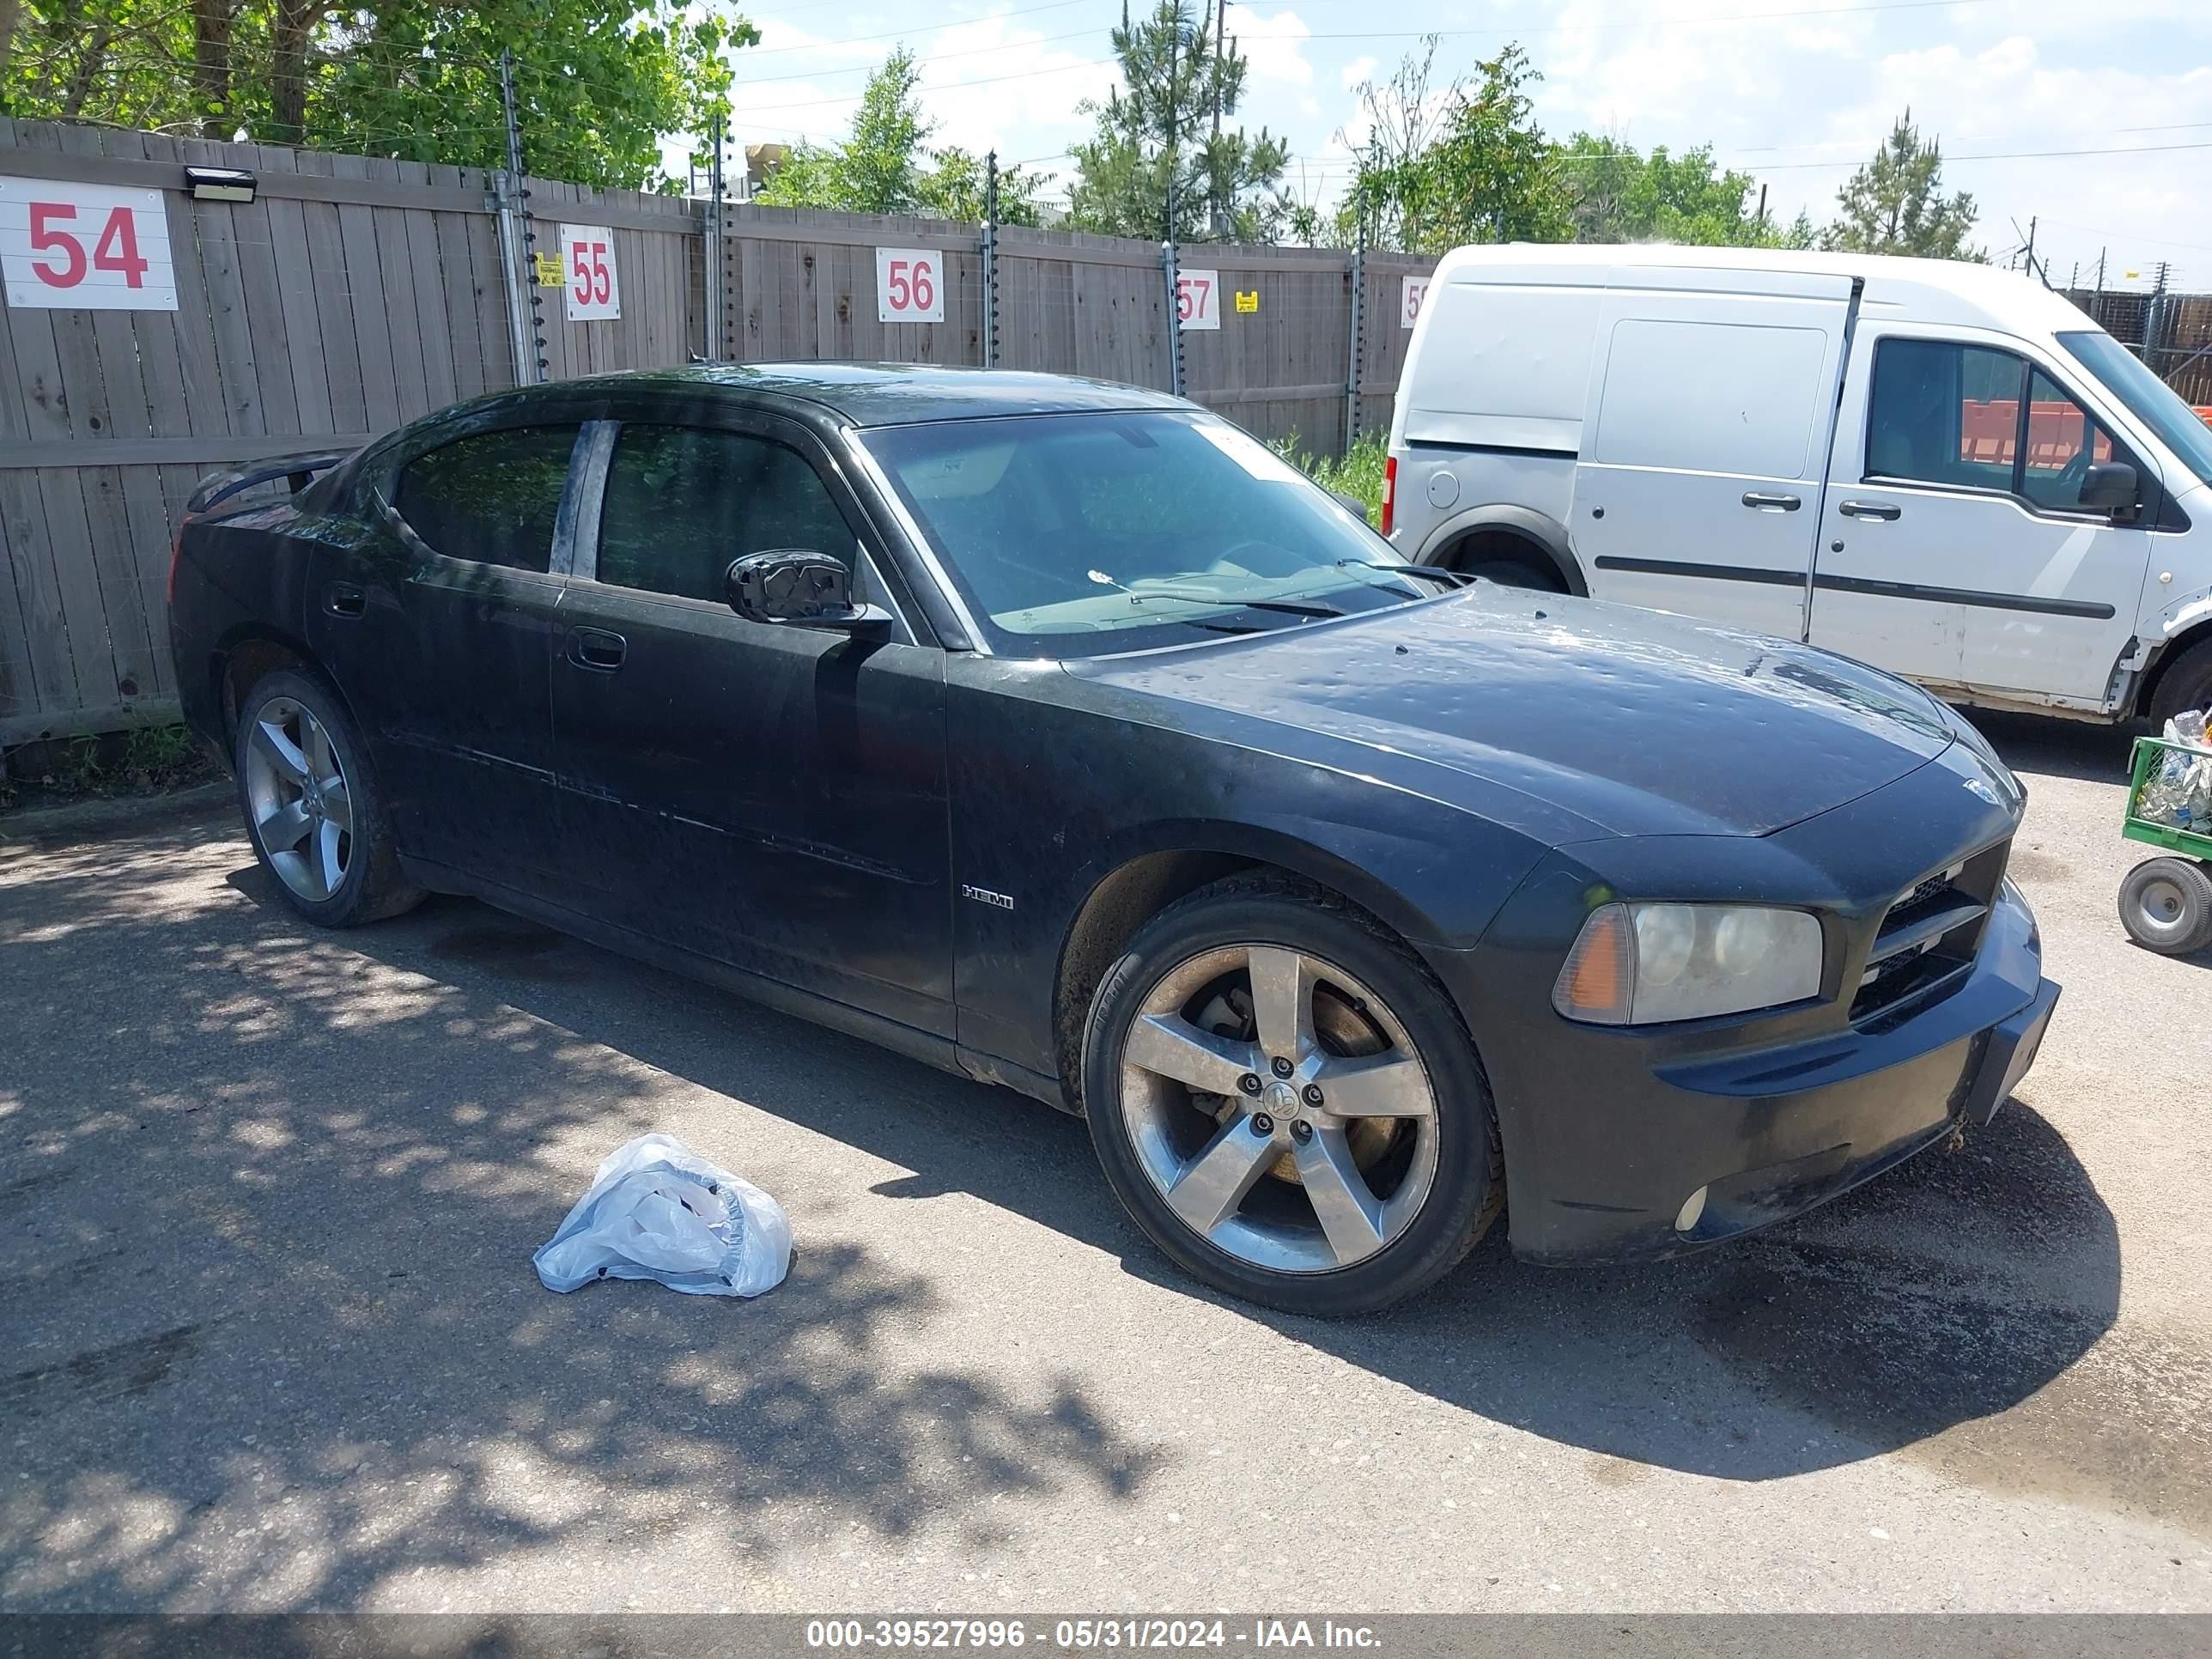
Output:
[[2118, 735, 2212, 955]]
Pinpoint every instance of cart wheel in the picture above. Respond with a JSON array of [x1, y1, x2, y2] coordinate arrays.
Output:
[[2118, 857, 2212, 955]]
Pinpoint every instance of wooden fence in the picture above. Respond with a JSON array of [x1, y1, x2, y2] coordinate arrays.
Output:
[[0, 120, 1430, 748]]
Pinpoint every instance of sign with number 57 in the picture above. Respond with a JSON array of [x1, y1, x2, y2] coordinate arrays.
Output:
[[0, 177, 176, 311], [877, 247, 943, 323], [1401, 276, 1431, 330], [560, 224, 621, 320], [1176, 268, 1219, 331]]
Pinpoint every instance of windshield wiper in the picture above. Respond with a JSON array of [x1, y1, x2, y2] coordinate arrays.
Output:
[[1126, 586, 1344, 619], [1336, 559, 1473, 588]]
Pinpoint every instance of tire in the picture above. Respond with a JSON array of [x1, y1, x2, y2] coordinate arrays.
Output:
[[2148, 637, 2212, 732], [1082, 874, 1504, 1316], [1460, 557, 1566, 594], [2118, 857, 2212, 956], [234, 668, 422, 927]]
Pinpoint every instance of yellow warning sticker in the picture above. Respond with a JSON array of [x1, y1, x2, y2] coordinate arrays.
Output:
[[1234, 289, 1259, 313], [534, 252, 566, 287]]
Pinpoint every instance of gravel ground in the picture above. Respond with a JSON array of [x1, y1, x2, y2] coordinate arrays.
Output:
[[1, 714, 2207, 1614]]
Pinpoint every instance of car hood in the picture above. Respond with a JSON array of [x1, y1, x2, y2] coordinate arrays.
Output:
[[1066, 588, 1957, 839]]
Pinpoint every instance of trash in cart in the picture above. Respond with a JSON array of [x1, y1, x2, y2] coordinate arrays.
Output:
[[2118, 708, 2212, 956], [534, 1132, 793, 1297], [2133, 709, 2212, 834]]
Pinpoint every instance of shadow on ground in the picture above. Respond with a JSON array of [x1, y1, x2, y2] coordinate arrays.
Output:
[[1, 792, 2175, 1608]]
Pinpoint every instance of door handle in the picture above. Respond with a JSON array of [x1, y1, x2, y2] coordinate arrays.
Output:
[[568, 627, 627, 672], [1839, 500, 1902, 521], [1741, 491, 1802, 511], [324, 582, 366, 619]]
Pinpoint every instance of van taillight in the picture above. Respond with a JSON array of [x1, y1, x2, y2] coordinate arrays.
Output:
[[1380, 455, 1397, 538]]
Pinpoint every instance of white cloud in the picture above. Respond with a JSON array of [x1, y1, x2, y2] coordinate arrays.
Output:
[[1231, 8, 1316, 88], [1339, 55, 1377, 93]]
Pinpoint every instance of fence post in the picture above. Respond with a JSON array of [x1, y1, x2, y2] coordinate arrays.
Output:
[[1343, 217, 1365, 456], [496, 49, 547, 386], [981, 151, 1000, 369], [704, 113, 725, 364], [1161, 238, 1184, 396]]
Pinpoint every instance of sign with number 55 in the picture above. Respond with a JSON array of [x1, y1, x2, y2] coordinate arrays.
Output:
[[877, 247, 943, 323], [0, 177, 176, 311], [560, 224, 621, 320]]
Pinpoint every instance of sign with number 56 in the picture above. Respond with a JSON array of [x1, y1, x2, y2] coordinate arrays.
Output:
[[877, 247, 943, 323], [1401, 276, 1431, 329], [0, 177, 176, 311], [560, 224, 621, 320]]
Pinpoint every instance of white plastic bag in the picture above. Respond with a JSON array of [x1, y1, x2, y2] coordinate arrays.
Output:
[[533, 1133, 792, 1297]]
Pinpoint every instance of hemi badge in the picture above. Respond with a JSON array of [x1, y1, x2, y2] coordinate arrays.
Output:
[[962, 884, 1015, 911]]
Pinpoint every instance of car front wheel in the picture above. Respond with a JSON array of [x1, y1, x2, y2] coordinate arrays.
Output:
[[1083, 876, 1503, 1316], [234, 669, 422, 928]]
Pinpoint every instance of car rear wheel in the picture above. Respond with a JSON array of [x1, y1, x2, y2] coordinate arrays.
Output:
[[1083, 876, 1503, 1316], [235, 669, 422, 927]]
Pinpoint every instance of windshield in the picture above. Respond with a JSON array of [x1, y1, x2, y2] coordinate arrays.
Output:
[[860, 410, 1434, 656], [2058, 330, 2212, 490]]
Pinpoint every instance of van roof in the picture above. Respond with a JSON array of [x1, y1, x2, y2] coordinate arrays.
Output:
[[1431, 244, 2094, 337]]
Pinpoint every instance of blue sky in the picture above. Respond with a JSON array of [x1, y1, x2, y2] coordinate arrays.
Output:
[[712, 0, 2212, 288]]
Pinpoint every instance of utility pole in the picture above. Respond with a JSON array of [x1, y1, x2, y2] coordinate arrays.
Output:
[[1210, 1, 1226, 238], [495, 48, 546, 386], [1755, 182, 1767, 235]]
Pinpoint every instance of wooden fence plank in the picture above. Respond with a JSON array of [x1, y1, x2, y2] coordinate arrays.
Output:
[[293, 148, 368, 434], [369, 160, 432, 420], [330, 153, 401, 434]]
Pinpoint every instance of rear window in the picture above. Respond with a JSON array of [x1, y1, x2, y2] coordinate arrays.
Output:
[[392, 426, 580, 573]]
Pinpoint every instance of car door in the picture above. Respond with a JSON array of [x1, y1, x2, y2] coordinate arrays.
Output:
[[1808, 331, 2156, 703], [1572, 277, 1854, 639], [549, 407, 956, 1039], [306, 420, 587, 890]]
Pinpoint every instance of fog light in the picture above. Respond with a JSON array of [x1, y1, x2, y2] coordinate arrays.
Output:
[[1674, 1185, 1708, 1233]]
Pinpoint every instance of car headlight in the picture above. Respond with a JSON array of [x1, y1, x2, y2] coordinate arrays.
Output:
[[1553, 902, 1824, 1025]]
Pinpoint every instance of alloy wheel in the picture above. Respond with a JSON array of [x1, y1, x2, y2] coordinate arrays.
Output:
[[242, 696, 354, 903], [1118, 943, 1441, 1275]]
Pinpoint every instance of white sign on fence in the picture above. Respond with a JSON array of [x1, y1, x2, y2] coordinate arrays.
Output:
[[0, 177, 177, 311], [1176, 268, 1220, 331], [1401, 275, 1430, 329], [560, 224, 621, 320], [876, 247, 943, 323]]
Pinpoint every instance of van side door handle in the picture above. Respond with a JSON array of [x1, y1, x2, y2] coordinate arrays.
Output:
[[1741, 491, 1802, 511], [1839, 500, 1902, 521], [567, 626, 627, 672]]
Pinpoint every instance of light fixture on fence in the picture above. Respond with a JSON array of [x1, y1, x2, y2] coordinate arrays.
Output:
[[183, 165, 256, 204]]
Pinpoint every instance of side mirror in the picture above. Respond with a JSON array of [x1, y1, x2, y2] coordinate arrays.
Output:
[[1330, 489, 1370, 520], [724, 550, 891, 633], [2078, 460, 2140, 520]]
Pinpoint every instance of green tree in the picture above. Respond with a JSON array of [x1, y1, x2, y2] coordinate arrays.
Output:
[[1821, 110, 1981, 259], [1562, 134, 1800, 246], [2, 2, 749, 192], [754, 48, 1048, 225], [1066, 0, 1291, 243], [1341, 42, 1570, 252]]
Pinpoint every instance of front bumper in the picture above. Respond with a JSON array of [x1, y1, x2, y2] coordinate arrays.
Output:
[[1468, 878, 2057, 1265]]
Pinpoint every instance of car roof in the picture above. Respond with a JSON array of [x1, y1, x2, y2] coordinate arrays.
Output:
[[526, 362, 1192, 428]]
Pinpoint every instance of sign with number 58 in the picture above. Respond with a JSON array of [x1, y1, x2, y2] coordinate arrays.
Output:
[[877, 247, 943, 323], [560, 224, 621, 320], [0, 177, 176, 311]]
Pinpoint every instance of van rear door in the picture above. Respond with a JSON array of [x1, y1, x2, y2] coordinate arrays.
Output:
[[1571, 271, 1855, 640]]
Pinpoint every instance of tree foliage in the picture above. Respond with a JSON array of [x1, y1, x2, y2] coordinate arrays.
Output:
[[1822, 110, 1981, 259], [753, 47, 1049, 226], [0, 2, 748, 191], [1560, 133, 1810, 248], [1066, 0, 1291, 243]]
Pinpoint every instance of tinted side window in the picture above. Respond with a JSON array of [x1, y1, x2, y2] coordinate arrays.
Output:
[[392, 426, 579, 572], [2020, 368, 2134, 513], [1866, 339, 2025, 492], [596, 424, 856, 603]]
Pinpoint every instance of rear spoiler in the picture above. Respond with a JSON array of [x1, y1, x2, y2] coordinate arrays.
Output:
[[185, 449, 356, 516]]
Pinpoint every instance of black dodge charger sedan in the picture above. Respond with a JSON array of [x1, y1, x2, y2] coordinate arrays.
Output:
[[169, 363, 2059, 1316]]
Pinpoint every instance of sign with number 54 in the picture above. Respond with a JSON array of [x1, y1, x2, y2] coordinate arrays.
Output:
[[560, 224, 621, 320], [0, 177, 176, 311], [877, 247, 943, 323]]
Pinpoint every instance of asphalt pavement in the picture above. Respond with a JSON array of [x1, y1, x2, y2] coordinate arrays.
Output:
[[2, 713, 2208, 1613]]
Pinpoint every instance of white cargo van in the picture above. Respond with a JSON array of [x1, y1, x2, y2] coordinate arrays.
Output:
[[1385, 245, 2212, 726]]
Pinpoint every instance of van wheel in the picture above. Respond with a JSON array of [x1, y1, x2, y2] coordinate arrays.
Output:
[[1460, 557, 1566, 593], [2148, 638, 2212, 731], [235, 669, 422, 927]]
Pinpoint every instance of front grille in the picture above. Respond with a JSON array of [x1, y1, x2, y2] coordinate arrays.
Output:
[[1850, 840, 2010, 1025]]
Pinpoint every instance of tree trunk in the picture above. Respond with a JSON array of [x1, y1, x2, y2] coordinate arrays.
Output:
[[62, 24, 114, 118], [192, 0, 234, 140], [0, 0, 22, 85], [269, 0, 320, 147]]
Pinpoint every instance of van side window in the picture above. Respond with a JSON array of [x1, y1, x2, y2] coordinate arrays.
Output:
[[2019, 368, 2138, 514], [1865, 339, 2025, 493]]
